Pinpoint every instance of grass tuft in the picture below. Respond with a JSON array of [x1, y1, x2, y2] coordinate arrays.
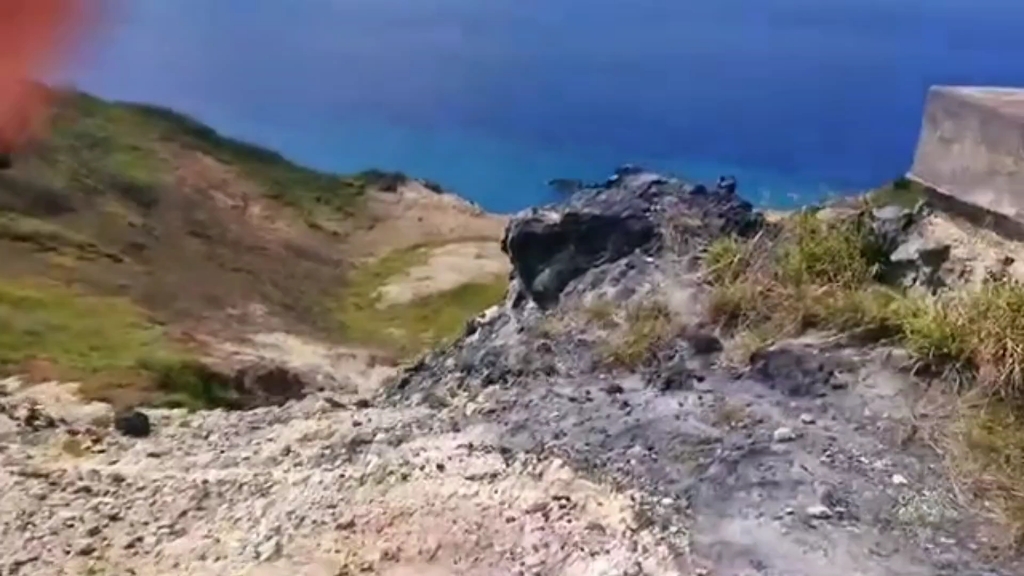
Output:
[[601, 301, 678, 369], [704, 211, 896, 340], [702, 235, 748, 285], [583, 299, 619, 329], [775, 210, 883, 288]]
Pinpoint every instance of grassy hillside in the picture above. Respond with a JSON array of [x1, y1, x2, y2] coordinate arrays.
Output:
[[21, 91, 406, 214], [0, 89, 370, 328], [0, 89, 507, 408]]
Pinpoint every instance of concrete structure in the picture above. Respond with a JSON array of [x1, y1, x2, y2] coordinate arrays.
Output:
[[908, 86, 1024, 226]]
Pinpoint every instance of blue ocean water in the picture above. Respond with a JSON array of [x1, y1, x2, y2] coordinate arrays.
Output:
[[69, 0, 1024, 213]]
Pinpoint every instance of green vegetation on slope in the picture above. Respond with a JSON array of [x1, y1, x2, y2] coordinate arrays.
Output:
[[700, 207, 1024, 549], [332, 245, 508, 358], [0, 212, 122, 261], [866, 176, 929, 210], [704, 210, 896, 338], [1, 88, 419, 224], [0, 279, 236, 410], [0, 279, 165, 373], [31, 91, 385, 214]]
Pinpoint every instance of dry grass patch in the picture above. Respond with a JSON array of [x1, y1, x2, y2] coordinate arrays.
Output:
[[702, 204, 1024, 550], [944, 398, 1024, 549], [705, 210, 897, 341], [599, 301, 680, 369], [713, 400, 751, 430], [584, 299, 619, 329]]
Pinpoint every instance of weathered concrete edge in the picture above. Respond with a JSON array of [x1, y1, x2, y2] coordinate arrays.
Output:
[[906, 172, 1024, 243], [908, 85, 1024, 224]]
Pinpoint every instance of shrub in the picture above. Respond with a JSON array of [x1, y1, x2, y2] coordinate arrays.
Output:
[[135, 356, 238, 410], [354, 169, 409, 192], [775, 210, 882, 288]]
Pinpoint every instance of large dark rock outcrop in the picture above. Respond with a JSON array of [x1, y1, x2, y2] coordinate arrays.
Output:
[[502, 166, 763, 309]]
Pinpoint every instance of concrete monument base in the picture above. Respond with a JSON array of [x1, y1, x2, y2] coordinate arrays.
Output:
[[908, 85, 1024, 227]]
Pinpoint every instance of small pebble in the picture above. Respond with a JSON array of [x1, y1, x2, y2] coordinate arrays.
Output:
[[891, 474, 909, 486], [254, 536, 281, 562], [75, 540, 97, 557], [773, 427, 798, 443], [113, 409, 151, 438], [806, 505, 833, 519], [799, 413, 816, 425], [603, 383, 624, 395]]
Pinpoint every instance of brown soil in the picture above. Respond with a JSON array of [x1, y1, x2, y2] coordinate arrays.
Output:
[[348, 182, 508, 259], [0, 150, 344, 339]]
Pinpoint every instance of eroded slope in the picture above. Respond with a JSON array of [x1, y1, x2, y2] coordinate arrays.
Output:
[[0, 90, 509, 408]]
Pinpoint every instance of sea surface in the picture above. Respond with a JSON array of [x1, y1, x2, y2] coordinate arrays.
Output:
[[69, 0, 1024, 212]]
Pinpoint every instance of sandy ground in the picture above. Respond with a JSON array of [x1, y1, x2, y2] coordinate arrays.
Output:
[[352, 183, 509, 258], [0, 332, 684, 576], [376, 241, 510, 306]]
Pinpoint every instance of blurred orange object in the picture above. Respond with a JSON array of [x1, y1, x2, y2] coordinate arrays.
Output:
[[0, 0, 93, 161]]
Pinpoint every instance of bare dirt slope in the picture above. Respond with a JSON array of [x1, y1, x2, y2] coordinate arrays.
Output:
[[376, 240, 509, 307], [0, 91, 521, 575], [349, 181, 508, 259], [3, 186, 1021, 575]]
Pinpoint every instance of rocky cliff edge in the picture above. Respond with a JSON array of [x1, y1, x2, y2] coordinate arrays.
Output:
[[5, 166, 1024, 575]]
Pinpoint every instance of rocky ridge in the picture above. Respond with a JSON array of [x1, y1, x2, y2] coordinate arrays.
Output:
[[3, 166, 1023, 575], [392, 167, 1023, 575]]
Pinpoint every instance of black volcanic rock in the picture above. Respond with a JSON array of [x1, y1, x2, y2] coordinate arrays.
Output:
[[114, 409, 152, 438], [502, 167, 763, 309], [546, 178, 586, 196]]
